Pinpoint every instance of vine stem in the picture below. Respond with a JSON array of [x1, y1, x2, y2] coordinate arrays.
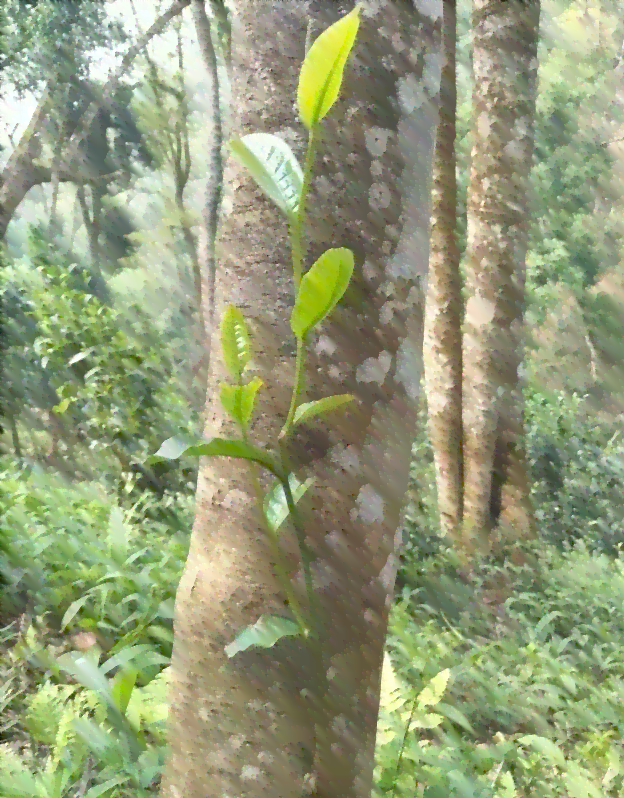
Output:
[[242, 417, 306, 631], [281, 473, 315, 627], [291, 126, 318, 287], [280, 336, 306, 440]]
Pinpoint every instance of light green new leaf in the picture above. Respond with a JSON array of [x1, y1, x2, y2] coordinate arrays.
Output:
[[230, 133, 303, 219], [220, 377, 264, 428], [110, 668, 138, 717], [263, 474, 315, 533], [240, 376, 264, 426], [221, 306, 251, 379], [148, 436, 280, 476], [417, 668, 450, 708], [290, 247, 354, 340], [293, 394, 353, 427], [409, 712, 444, 731], [220, 383, 242, 425], [298, 6, 360, 130], [518, 735, 566, 767], [225, 615, 302, 658]]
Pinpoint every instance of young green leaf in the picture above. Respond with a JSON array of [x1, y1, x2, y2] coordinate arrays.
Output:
[[240, 376, 264, 426], [221, 306, 251, 379], [148, 436, 280, 476], [293, 394, 353, 428], [290, 247, 354, 340], [220, 383, 243, 426], [110, 668, 138, 716], [417, 668, 450, 708], [230, 133, 303, 219], [225, 615, 302, 658], [263, 474, 315, 533], [220, 377, 264, 428], [298, 6, 361, 130]]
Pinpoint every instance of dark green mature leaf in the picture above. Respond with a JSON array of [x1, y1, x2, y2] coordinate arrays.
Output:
[[225, 615, 302, 658]]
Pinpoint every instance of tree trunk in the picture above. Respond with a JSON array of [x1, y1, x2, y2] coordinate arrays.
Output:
[[461, 0, 539, 551], [192, 0, 224, 366], [423, 0, 463, 542], [159, 2, 442, 797]]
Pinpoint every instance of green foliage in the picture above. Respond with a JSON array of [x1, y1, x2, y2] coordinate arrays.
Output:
[[376, 541, 624, 797], [0, 459, 190, 660], [3, 228, 195, 501]]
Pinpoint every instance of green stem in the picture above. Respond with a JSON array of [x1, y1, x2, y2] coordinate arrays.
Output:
[[291, 127, 318, 287], [282, 473, 315, 628], [248, 460, 307, 632], [281, 336, 306, 441]]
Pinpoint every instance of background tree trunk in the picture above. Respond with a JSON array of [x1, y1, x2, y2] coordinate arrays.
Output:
[[423, 0, 463, 542], [159, 1, 441, 797], [461, 0, 540, 552]]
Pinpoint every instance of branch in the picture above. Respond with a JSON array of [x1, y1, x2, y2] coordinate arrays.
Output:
[[61, 0, 192, 174]]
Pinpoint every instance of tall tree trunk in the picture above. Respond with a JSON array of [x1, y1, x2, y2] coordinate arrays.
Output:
[[461, 0, 539, 552], [159, 2, 442, 797], [423, 0, 463, 542], [192, 0, 224, 367]]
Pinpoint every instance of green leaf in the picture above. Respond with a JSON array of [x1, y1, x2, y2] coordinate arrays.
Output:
[[293, 394, 353, 427], [263, 474, 315, 533], [409, 712, 444, 730], [220, 383, 242, 425], [417, 668, 450, 708], [53, 397, 71, 414], [221, 306, 251, 379], [110, 668, 138, 716], [225, 615, 302, 658], [61, 593, 93, 630], [84, 777, 130, 798], [149, 436, 280, 476], [298, 6, 361, 130], [220, 377, 263, 428], [230, 133, 303, 219], [518, 735, 566, 767], [290, 247, 354, 340]]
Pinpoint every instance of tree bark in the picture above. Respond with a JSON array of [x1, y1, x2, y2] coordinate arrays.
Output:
[[461, 0, 539, 551], [159, 1, 441, 797], [423, 0, 463, 542], [192, 0, 224, 363]]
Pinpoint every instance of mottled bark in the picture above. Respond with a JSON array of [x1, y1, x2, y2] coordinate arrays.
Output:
[[461, 0, 539, 550], [160, 1, 441, 797], [423, 0, 463, 541]]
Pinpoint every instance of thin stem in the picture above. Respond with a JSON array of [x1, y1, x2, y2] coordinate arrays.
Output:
[[390, 690, 418, 798], [282, 474, 315, 627], [281, 336, 306, 440], [291, 127, 318, 286], [247, 459, 307, 632]]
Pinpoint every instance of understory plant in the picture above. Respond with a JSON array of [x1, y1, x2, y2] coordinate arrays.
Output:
[[151, 5, 361, 652]]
